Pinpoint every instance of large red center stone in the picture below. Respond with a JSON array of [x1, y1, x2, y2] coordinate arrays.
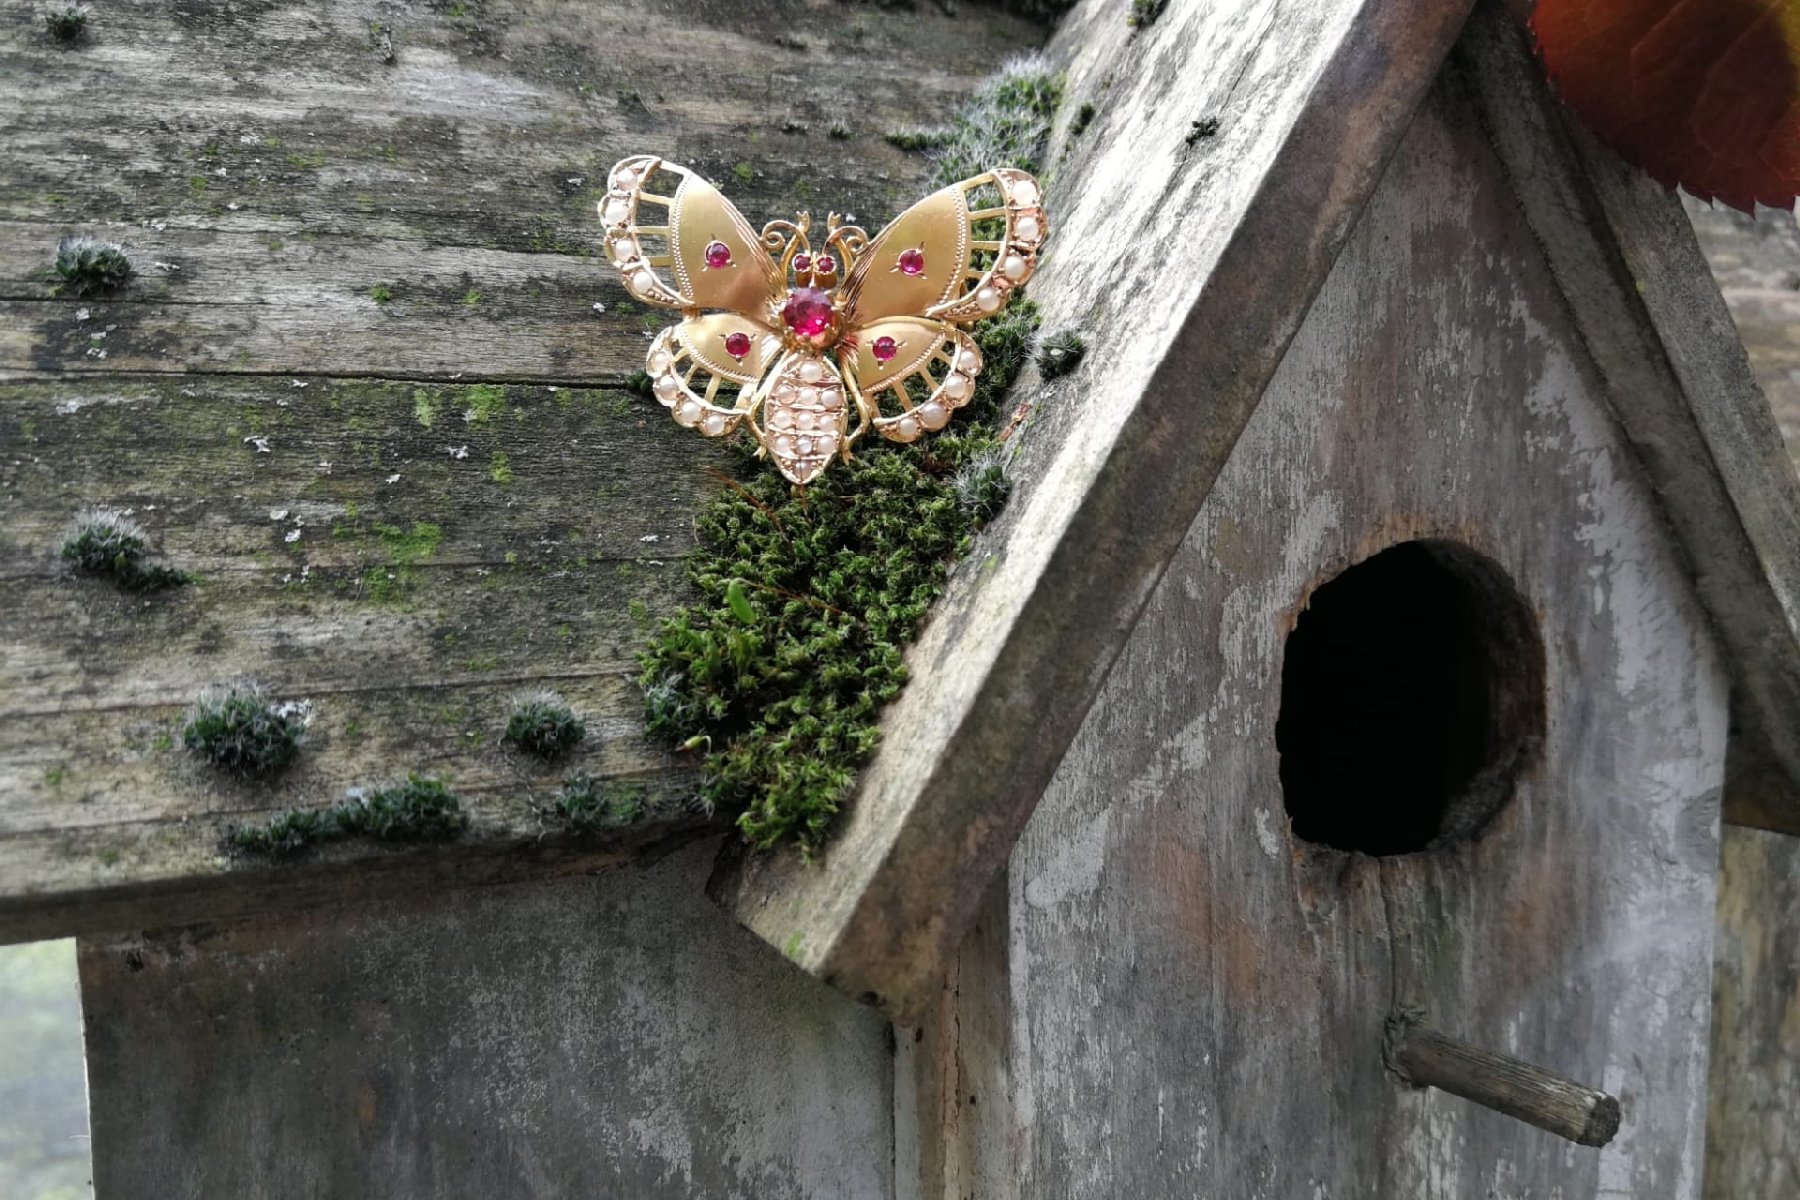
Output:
[[780, 287, 834, 339]]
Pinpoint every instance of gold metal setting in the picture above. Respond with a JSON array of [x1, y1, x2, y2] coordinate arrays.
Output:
[[599, 156, 1047, 486]]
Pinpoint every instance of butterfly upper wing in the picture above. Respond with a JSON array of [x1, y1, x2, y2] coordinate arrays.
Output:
[[842, 168, 1046, 326], [601, 155, 784, 317]]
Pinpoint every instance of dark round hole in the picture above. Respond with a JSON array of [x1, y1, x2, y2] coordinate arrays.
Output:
[[1275, 540, 1545, 856]]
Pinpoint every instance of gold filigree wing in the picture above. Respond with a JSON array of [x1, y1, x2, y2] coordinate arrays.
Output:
[[600, 155, 784, 315], [839, 316, 984, 444], [842, 168, 1045, 326], [646, 313, 783, 438]]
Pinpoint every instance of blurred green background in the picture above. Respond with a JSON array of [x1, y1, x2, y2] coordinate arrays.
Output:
[[1, 940, 92, 1200]]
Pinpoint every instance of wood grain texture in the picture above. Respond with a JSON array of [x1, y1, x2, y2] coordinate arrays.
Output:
[[1007, 66, 1724, 1198], [77, 840, 896, 1200], [1704, 825, 1800, 1199], [1454, 3, 1800, 835], [719, 0, 1480, 1024], [0, 0, 1045, 939]]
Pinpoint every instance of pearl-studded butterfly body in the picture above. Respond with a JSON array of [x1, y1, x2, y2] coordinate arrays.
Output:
[[600, 155, 1046, 485]]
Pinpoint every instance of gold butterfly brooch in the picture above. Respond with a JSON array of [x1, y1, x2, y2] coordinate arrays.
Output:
[[599, 156, 1047, 485]]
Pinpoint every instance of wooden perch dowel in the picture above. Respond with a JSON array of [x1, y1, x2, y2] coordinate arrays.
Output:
[[1383, 1011, 1622, 1148]]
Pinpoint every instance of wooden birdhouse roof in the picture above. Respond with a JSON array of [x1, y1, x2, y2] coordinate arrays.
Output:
[[717, 0, 1800, 1020]]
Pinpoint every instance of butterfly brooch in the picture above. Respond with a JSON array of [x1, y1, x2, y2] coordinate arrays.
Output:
[[599, 156, 1047, 485]]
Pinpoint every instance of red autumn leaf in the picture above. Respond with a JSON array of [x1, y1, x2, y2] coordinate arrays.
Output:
[[1532, 0, 1800, 211]]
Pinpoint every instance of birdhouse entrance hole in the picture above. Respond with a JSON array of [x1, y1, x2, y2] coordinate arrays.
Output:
[[1275, 540, 1545, 856]]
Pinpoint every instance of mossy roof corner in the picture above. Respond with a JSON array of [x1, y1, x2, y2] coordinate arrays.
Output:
[[712, 0, 1800, 1024]]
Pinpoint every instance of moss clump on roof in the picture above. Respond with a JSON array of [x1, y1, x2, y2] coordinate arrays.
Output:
[[52, 236, 132, 297], [232, 775, 468, 857], [61, 509, 192, 592], [503, 690, 586, 759], [183, 684, 306, 774], [1037, 329, 1086, 378], [44, 5, 88, 42], [553, 773, 648, 832]]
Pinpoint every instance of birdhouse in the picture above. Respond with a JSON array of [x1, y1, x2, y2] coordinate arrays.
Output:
[[4, 0, 1797, 1197]]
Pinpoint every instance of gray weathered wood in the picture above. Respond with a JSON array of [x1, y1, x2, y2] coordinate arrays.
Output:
[[1006, 59, 1723, 1198], [719, 0, 1481, 1024], [1704, 825, 1800, 1198], [1457, 2, 1800, 835], [0, 0, 1044, 941], [77, 839, 895, 1199], [1384, 1012, 1621, 1148]]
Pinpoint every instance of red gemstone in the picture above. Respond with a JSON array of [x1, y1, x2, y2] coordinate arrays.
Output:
[[792, 253, 812, 273], [704, 240, 732, 269], [781, 287, 834, 338], [872, 335, 898, 362], [897, 247, 925, 276], [723, 331, 752, 359], [815, 254, 837, 275]]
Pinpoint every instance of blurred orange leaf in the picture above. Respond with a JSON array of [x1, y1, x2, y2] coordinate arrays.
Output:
[[1532, 0, 1800, 211]]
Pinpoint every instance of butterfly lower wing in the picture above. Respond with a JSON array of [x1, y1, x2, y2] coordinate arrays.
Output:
[[839, 317, 983, 444], [601, 156, 785, 315], [842, 168, 1045, 326], [648, 314, 783, 438]]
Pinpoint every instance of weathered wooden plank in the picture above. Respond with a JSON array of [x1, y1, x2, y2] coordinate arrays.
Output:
[[0, 0, 1044, 381], [1455, 3, 1800, 835], [718, 0, 1480, 1022], [1685, 200, 1800, 468], [1704, 824, 1800, 1198], [1008, 64, 1723, 1197], [77, 841, 896, 1199], [0, 369, 717, 941]]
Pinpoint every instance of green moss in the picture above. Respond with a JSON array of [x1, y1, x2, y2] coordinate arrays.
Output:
[[623, 370, 655, 400], [1129, 0, 1168, 28], [60, 509, 191, 592], [827, 123, 852, 141], [553, 773, 646, 832], [44, 5, 88, 41], [1071, 102, 1097, 137], [362, 521, 442, 603], [231, 775, 469, 857], [463, 383, 507, 425], [462, 287, 481, 307], [369, 283, 394, 304], [930, 56, 1063, 181], [412, 387, 437, 427], [52, 236, 132, 298], [733, 162, 754, 183], [488, 450, 513, 484], [503, 690, 586, 759], [181, 684, 304, 774], [1037, 329, 1086, 378], [884, 126, 952, 153]]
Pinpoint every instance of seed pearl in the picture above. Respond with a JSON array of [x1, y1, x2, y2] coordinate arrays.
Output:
[[917, 401, 948, 430], [798, 386, 820, 405], [958, 349, 983, 373], [701, 412, 728, 436], [654, 374, 681, 400], [774, 434, 796, 455], [976, 286, 1001, 313], [819, 388, 843, 409], [612, 168, 638, 191], [796, 411, 816, 431], [770, 409, 793, 430], [674, 399, 702, 426], [798, 360, 824, 383], [1012, 179, 1039, 205], [648, 350, 672, 374], [612, 237, 640, 261], [896, 415, 919, 440], [1001, 254, 1028, 281], [1015, 215, 1040, 242], [629, 268, 655, 296], [602, 199, 629, 226], [942, 374, 971, 401], [797, 436, 815, 454]]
